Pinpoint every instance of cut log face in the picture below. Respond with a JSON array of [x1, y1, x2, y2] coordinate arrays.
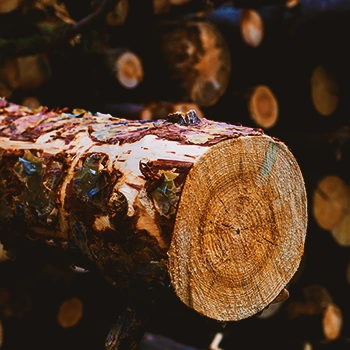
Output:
[[161, 21, 231, 107], [313, 175, 350, 245], [115, 51, 144, 89], [0, 0, 22, 13], [311, 65, 339, 117], [169, 131, 307, 321], [0, 100, 307, 322], [322, 304, 343, 341], [248, 85, 279, 129], [240, 9, 264, 48], [57, 297, 84, 328]]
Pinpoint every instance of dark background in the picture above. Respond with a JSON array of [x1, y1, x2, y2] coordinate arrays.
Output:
[[1, 1, 350, 349]]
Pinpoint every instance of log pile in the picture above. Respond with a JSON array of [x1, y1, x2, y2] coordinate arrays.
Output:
[[1, 0, 350, 349]]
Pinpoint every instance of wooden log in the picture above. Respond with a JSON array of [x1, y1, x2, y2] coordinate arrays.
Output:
[[312, 175, 349, 231], [248, 85, 279, 129], [240, 9, 264, 47], [104, 48, 144, 89], [0, 0, 23, 13], [158, 20, 231, 107], [105, 304, 147, 350], [322, 303, 343, 342], [313, 175, 350, 246], [0, 99, 307, 322], [310, 65, 339, 117], [57, 297, 84, 328]]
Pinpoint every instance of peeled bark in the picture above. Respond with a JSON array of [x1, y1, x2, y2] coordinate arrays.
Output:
[[0, 99, 307, 322]]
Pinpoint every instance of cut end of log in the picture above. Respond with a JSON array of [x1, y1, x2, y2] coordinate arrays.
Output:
[[240, 9, 264, 48], [168, 135, 307, 321], [249, 85, 279, 129], [311, 65, 339, 117], [115, 51, 144, 89], [57, 297, 83, 328], [162, 21, 231, 107], [323, 304, 343, 341], [313, 175, 349, 233]]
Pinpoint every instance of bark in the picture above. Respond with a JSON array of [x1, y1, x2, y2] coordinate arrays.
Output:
[[105, 304, 147, 350], [0, 99, 307, 322]]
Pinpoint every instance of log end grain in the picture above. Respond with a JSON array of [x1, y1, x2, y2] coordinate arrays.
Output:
[[240, 9, 264, 48], [249, 85, 279, 129], [162, 21, 231, 107], [311, 65, 339, 117], [115, 51, 144, 89], [168, 134, 307, 321]]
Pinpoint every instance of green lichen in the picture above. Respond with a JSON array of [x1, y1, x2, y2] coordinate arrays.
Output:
[[73, 153, 109, 206], [14, 150, 57, 223], [151, 170, 180, 218]]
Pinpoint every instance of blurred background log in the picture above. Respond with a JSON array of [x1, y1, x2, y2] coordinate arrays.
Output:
[[1, 0, 350, 349]]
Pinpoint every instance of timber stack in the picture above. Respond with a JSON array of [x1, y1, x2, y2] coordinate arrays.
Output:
[[0, 98, 307, 348]]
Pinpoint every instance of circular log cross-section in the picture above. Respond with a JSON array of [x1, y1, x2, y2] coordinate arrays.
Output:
[[249, 85, 279, 129], [161, 21, 231, 107], [311, 65, 339, 117], [313, 175, 349, 232], [105, 50, 144, 89], [240, 9, 264, 48], [168, 134, 307, 321]]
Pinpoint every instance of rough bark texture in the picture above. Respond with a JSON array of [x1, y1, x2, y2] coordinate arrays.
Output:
[[0, 99, 307, 322]]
